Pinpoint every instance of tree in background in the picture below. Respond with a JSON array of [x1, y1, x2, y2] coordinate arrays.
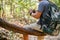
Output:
[[0, 0, 37, 24]]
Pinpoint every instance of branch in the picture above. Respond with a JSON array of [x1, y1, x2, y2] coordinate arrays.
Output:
[[0, 18, 46, 36]]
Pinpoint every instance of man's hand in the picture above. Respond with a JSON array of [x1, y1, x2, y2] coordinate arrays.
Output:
[[29, 9, 42, 19], [29, 9, 36, 15]]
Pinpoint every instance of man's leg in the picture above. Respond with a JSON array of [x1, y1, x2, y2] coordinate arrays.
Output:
[[23, 22, 42, 32]]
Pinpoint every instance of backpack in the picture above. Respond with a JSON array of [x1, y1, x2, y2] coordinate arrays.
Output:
[[42, 1, 60, 27], [49, 2, 60, 22], [41, 2, 60, 35]]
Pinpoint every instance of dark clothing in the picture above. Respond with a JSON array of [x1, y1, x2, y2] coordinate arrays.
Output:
[[37, 0, 59, 36], [37, 0, 50, 25]]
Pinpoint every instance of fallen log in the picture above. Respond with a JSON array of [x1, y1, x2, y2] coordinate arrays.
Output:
[[0, 18, 46, 36]]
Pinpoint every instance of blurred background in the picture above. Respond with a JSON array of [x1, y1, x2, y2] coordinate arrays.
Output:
[[0, 0, 60, 40]]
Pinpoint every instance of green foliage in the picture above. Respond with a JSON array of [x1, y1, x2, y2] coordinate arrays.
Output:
[[50, 0, 60, 8]]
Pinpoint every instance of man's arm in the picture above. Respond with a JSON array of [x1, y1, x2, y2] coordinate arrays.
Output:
[[31, 11, 42, 19], [30, 2, 44, 19]]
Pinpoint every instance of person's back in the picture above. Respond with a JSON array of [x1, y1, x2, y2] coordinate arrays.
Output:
[[37, 0, 50, 25], [38, 0, 59, 36]]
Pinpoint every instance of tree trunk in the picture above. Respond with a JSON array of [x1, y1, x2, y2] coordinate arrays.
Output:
[[23, 34, 28, 40], [0, 18, 46, 36]]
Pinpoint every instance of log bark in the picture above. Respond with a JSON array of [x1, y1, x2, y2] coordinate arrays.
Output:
[[0, 18, 46, 36], [23, 34, 28, 40]]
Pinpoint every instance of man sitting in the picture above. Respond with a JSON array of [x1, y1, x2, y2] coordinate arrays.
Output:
[[22, 0, 59, 36]]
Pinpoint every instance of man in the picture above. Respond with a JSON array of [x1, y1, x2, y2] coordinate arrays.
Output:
[[23, 0, 59, 36]]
